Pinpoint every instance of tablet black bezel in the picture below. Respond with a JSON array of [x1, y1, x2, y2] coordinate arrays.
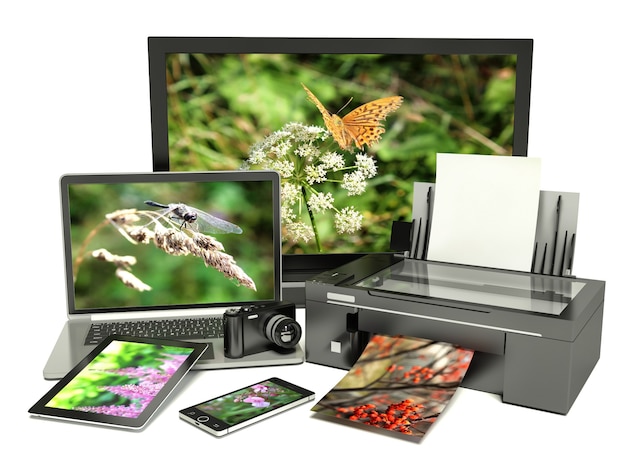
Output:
[[29, 335, 207, 430]]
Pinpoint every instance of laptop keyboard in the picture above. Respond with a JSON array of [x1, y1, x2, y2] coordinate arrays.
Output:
[[84, 316, 225, 345]]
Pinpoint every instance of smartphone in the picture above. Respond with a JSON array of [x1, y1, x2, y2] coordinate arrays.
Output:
[[179, 377, 315, 436]]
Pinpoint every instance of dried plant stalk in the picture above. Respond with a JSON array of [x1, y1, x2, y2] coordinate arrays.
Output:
[[115, 268, 152, 292], [150, 224, 257, 291], [74, 207, 256, 293]]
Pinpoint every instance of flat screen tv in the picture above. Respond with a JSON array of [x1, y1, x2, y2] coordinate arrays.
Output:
[[148, 37, 533, 305]]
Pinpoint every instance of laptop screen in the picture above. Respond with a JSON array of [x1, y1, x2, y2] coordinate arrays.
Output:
[[60, 171, 281, 315]]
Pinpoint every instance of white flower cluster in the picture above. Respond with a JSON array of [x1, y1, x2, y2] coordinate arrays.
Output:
[[334, 207, 363, 234], [243, 122, 377, 248]]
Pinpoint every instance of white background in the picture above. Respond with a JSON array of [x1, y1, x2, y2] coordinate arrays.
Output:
[[2, 1, 623, 467]]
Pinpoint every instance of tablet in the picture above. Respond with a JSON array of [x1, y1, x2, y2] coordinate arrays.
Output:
[[29, 335, 207, 430]]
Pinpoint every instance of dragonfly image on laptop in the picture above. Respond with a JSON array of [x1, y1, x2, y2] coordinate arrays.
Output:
[[78, 195, 252, 293], [43, 171, 304, 380], [143, 200, 243, 234]]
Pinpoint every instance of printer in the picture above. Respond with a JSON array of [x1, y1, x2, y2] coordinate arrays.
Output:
[[304, 186, 605, 415]]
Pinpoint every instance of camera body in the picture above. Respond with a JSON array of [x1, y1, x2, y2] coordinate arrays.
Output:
[[224, 301, 301, 359]]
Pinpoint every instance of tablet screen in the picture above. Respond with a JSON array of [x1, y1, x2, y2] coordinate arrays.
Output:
[[29, 335, 207, 430]]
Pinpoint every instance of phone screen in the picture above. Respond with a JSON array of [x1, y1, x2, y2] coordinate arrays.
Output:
[[179, 377, 315, 436]]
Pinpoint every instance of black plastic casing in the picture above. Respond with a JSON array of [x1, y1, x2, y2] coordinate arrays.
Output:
[[223, 301, 300, 358]]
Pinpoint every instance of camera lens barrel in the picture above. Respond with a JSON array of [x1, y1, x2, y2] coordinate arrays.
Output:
[[264, 314, 302, 349]]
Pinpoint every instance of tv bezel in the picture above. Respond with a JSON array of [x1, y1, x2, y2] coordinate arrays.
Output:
[[147, 37, 533, 303]]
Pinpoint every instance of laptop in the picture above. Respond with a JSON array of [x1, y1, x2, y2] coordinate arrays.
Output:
[[43, 170, 304, 380]]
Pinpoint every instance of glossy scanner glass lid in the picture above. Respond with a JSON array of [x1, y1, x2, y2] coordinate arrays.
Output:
[[355, 259, 585, 316]]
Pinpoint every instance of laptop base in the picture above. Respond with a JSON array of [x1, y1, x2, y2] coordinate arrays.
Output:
[[43, 320, 304, 380]]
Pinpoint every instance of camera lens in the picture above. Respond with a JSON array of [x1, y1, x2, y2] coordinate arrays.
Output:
[[264, 314, 302, 349]]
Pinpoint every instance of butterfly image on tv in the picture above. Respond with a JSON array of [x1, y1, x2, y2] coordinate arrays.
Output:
[[301, 83, 403, 151]]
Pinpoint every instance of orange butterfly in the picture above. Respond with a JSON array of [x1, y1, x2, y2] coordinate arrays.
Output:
[[302, 83, 403, 151]]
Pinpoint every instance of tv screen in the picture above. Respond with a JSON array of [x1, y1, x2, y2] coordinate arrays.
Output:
[[148, 37, 533, 303]]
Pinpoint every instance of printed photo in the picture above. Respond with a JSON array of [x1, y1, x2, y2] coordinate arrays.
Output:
[[312, 334, 474, 442]]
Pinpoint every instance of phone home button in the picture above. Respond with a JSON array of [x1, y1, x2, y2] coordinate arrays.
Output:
[[197, 415, 210, 423]]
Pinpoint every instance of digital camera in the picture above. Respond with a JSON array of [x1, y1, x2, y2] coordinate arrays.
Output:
[[223, 302, 302, 359]]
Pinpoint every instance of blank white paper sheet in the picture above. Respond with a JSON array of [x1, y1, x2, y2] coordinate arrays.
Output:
[[427, 153, 541, 271]]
